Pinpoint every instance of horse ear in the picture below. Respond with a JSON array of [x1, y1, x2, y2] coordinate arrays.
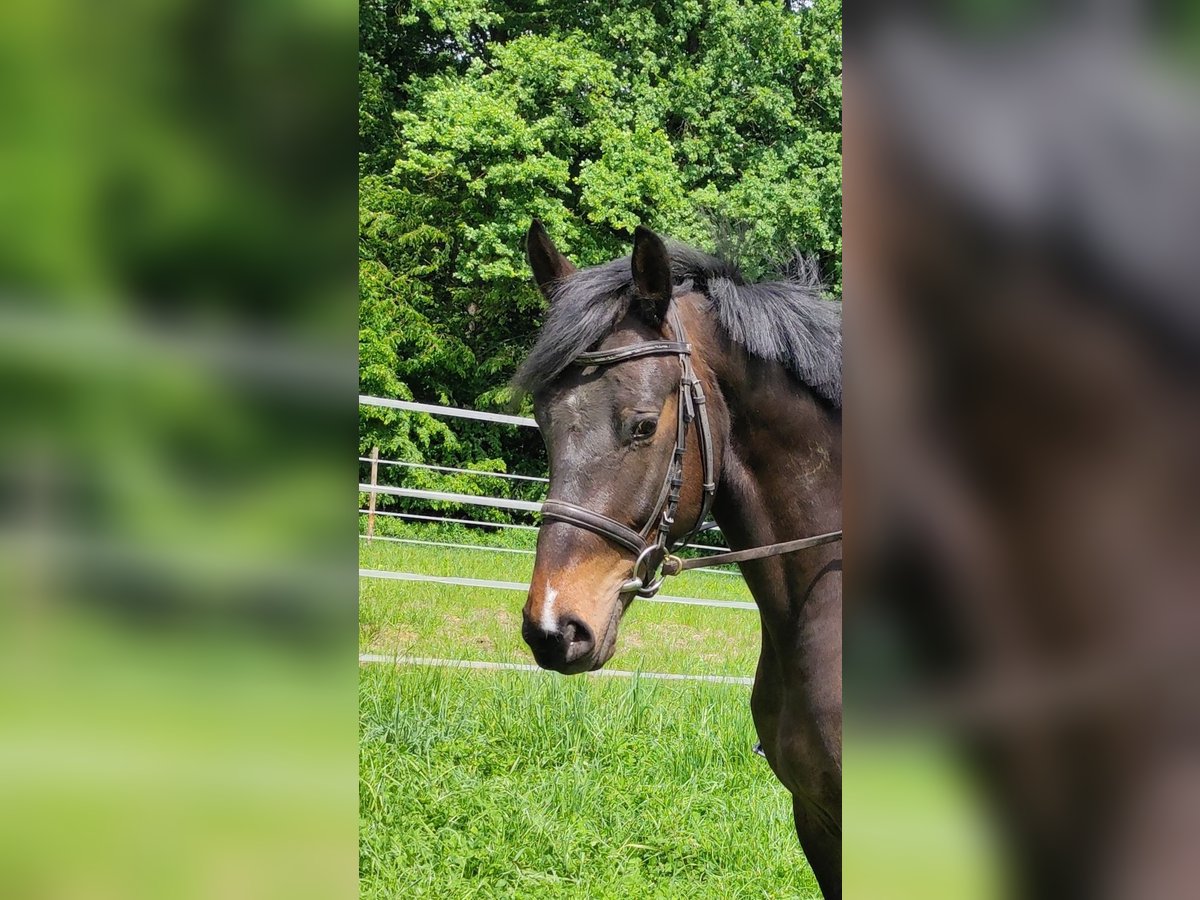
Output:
[[631, 225, 672, 325], [526, 220, 577, 299]]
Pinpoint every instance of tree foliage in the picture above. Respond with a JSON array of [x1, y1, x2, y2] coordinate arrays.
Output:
[[359, 0, 841, 497]]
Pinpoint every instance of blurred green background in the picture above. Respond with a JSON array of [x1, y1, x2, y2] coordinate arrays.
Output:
[[0, 1, 357, 897]]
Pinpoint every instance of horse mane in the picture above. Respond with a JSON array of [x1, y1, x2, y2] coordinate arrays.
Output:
[[513, 243, 842, 407]]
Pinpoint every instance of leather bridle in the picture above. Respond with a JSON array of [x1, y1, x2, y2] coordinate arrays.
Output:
[[539, 308, 842, 598]]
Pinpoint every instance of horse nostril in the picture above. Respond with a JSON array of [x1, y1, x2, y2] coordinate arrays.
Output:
[[521, 616, 557, 650], [522, 607, 595, 670], [560, 619, 577, 644], [561, 614, 594, 664]]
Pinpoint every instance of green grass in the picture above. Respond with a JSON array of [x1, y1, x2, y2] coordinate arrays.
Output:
[[359, 522, 1002, 898], [360, 664, 817, 899], [358, 523, 818, 897]]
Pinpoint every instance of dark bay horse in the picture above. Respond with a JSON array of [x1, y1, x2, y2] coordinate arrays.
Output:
[[513, 221, 843, 897]]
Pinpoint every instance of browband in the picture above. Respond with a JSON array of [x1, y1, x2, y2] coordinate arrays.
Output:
[[573, 341, 690, 366]]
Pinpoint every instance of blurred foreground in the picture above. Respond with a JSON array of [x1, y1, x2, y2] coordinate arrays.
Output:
[[846, 5, 1200, 899], [0, 2, 356, 897]]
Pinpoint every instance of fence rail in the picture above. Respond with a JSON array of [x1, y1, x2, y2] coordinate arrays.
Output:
[[359, 493, 729, 553], [357, 533, 741, 576], [359, 456, 548, 484], [362, 534, 536, 555], [360, 483, 543, 513], [360, 395, 536, 427], [358, 395, 745, 608], [361, 508, 541, 532], [358, 484, 729, 551], [359, 569, 755, 610], [360, 653, 753, 686]]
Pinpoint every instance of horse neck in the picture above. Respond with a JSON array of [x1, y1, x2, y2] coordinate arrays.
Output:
[[682, 300, 842, 617]]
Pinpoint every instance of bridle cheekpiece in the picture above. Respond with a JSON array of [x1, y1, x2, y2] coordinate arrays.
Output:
[[538, 308, 716, 597]]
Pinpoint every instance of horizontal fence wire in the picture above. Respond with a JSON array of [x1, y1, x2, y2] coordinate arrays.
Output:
[[360, 509, 542, 531], [358, 457, 548, 484], [360, 395, 536, 427], [359, 569, 756, 610], [358, 395, 729, 547], [358, 392, 738, 627], [357, 533, 742, 576], [360, 491, 727, 551], [361, 484, 543, 512], [361, 534, 535, 555], [360, 653, 753, 686]]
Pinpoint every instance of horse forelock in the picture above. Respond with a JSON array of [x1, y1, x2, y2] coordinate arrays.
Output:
[[513, 242, 841, 407]]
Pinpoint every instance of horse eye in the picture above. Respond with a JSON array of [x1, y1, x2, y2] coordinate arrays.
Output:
[[631, 417, 658, 440]]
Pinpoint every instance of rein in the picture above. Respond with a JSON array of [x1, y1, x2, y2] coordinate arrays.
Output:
[[660, 530, 844, 575], [539, 308, 841, 598]]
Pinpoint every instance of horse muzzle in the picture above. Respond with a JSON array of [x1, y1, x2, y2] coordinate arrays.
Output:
[[521, 608, 597, 674]]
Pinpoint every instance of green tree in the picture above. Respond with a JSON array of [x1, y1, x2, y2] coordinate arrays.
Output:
[[359, 0, 841, 509]]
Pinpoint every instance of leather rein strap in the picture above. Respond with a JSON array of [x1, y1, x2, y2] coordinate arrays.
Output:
[[660, 530, 844, 575], [538, 308, 840, 597]]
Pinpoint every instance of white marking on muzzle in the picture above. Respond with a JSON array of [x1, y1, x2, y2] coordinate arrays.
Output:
[[540, 583, 558, 633]]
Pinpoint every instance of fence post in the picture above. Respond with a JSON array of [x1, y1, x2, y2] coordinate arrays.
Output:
[[367, 446, 380, 542]]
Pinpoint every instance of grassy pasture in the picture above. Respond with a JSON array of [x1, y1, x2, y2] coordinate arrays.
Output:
[[358, 522, 823, 897], [360, 665, 817, 899]]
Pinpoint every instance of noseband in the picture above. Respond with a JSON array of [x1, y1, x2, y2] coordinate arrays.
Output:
[[539, 308, 842, 598], [540, 309, 715, 597]]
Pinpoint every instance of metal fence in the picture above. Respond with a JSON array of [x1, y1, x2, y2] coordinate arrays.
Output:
[[357, 394, 750, 610]]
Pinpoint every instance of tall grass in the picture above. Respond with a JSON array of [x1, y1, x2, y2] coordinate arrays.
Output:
[[358, 523, 817, 896], [360, 665, 817, 899]]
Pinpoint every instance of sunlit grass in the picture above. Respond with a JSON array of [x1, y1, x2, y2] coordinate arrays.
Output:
[[357, 523, 807, 896], [359, 665, 817, 899]]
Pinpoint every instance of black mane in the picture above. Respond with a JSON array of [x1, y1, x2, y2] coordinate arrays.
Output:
[[513, 243, 842, 407]]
